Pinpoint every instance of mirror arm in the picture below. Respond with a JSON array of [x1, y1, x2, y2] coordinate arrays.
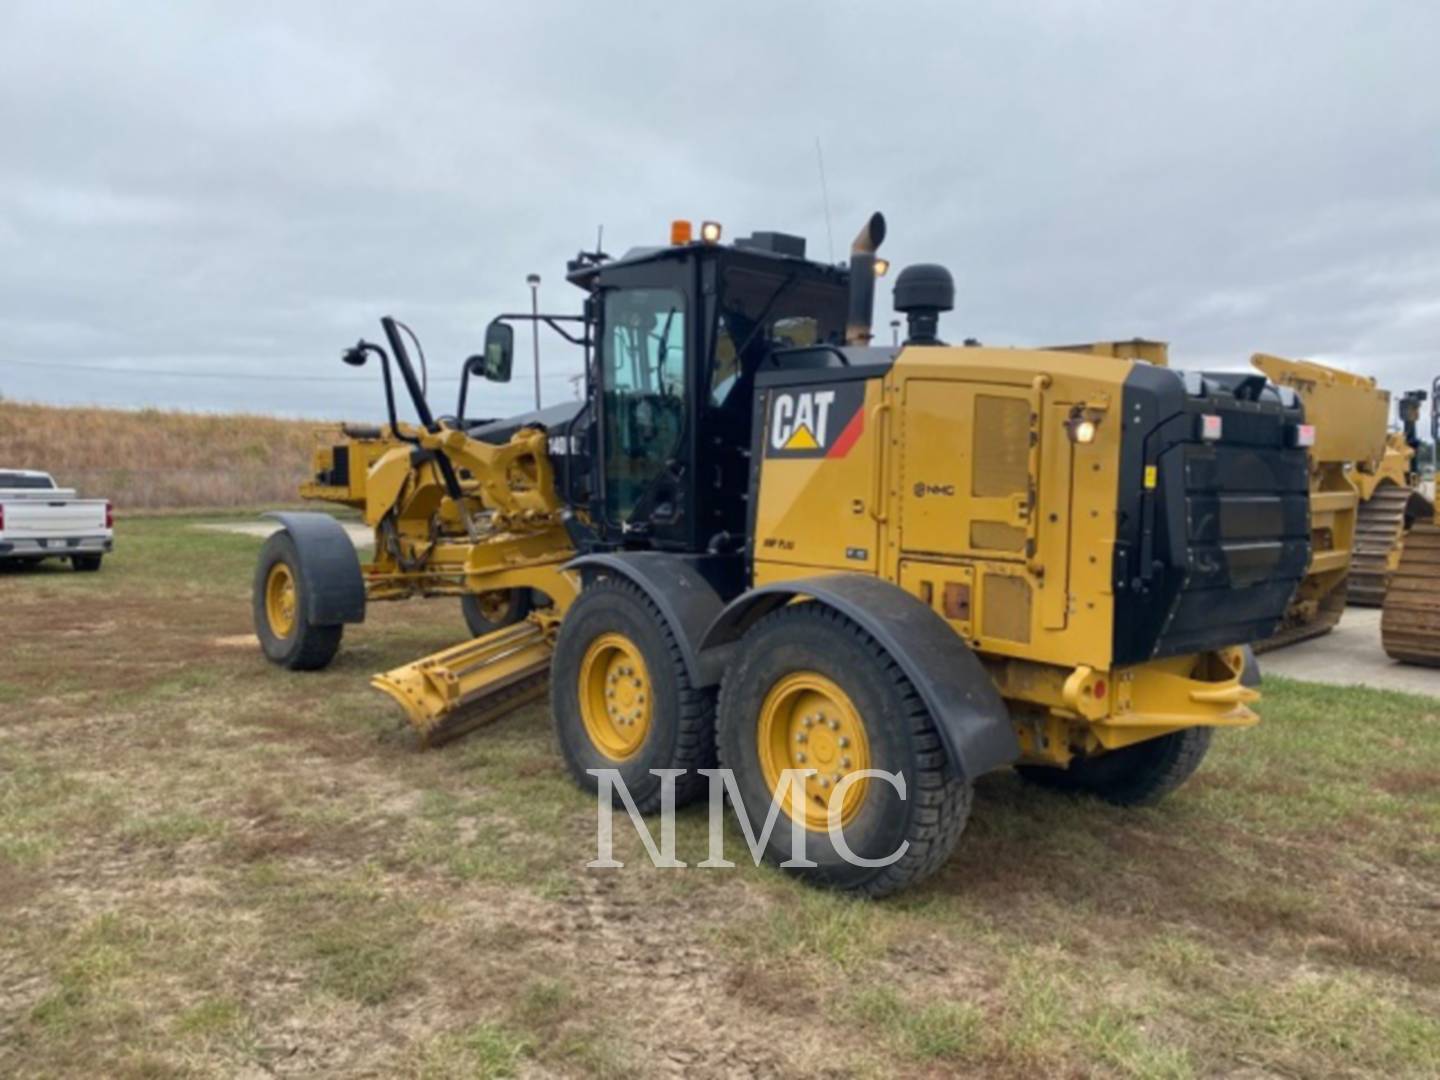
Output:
[[344, 340, 414, 446], [490, 312, 590, 347], [456, 356, 486, 426]]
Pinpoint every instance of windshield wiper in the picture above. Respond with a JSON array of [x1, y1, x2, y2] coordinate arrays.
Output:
[[732, 273, 798, 360]]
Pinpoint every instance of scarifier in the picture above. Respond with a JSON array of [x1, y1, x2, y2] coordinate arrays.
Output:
[[253, 214, 1312, 895]]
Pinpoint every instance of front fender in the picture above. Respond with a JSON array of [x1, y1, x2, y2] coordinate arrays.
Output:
[[700, 574, 1019, 781], [565, 552, 744, 688]]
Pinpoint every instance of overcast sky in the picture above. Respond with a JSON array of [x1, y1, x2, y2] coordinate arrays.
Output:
[[2, 1, 1437, 422]]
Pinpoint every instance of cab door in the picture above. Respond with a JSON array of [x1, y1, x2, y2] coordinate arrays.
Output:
[[592, 262, 700, 550]]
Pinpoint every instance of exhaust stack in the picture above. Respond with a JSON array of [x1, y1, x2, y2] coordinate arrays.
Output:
[[844, 212, 887, 345]]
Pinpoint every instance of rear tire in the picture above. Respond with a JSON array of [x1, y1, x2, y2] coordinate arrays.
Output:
[[461, 589, 532, 636], [551, 577, 716, 813], [1016, 726, 1212, 806], [72, 554, 102, 572], [716, 603, 971, 897], [252, 531, 343, 671]]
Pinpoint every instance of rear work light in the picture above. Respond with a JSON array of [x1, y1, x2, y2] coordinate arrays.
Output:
[[105, 501, 114, 529], [1199, 414, 1223, 442], [1291, 423, 1316, 448]]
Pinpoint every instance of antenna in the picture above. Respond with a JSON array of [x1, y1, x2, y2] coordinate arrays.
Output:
[[815, 137, 835, 264], [596, 224, 604, 255]]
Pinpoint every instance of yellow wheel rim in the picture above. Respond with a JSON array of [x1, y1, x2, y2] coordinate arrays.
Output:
[[757, 672, 872, 831], [474, 590, 512, 623], [265, 562, 298, 639], [578, 633, 652, 761]]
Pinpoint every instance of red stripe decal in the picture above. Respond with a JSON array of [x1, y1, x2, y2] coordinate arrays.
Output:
[[825, 407, 865, 458]]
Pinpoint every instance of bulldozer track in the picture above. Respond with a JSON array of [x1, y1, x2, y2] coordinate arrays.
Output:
[[1349, 483, 1414, 606], [1381, 521, 1440, 667], [1252, 580, 1347, 653]]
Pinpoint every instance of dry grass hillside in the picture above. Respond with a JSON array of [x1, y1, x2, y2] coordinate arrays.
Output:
[[0, 400, 334, 509]]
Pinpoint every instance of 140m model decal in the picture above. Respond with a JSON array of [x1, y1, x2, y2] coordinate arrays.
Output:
[[765, 383, 866, 459]]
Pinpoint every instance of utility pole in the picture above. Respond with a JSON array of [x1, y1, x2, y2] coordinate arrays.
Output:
[[527, 273, 541, 409]]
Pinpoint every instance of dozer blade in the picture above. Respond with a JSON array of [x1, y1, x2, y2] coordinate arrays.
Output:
[[372, 619, 553, 746]]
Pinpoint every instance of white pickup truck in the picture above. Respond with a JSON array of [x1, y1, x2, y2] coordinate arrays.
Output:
[[0, 470, 113, 571]]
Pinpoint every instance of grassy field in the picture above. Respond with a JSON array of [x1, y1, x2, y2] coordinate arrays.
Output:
[[0, 401, 329, 509], [1, 517, 1438, 1078]]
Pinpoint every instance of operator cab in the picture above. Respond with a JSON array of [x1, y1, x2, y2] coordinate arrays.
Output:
[[563, 227, 853, 553]]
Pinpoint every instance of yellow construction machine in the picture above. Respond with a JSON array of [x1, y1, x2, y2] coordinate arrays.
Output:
[[1247, 355, 1389, 648], [1351, 390, 1434, 606], [1245, 357, 1436, 650], [1382, 382, 1440, 664], [254, 214, 1312, 895]]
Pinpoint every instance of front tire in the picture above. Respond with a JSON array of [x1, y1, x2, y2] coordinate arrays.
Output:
[[551, 577, 716, 813], [72, 554, 103, 572], [716, 603, 971, 897], [1016, 726, 1212, 806], [252, 531, 343, 671]]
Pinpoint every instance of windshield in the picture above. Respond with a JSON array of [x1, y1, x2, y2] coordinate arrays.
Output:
[[710, 268, 847, 407], [0, 472, 54, 489], [600, 287, 686, 524]]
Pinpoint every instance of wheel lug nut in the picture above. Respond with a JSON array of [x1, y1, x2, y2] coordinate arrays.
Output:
[[841, 757, 851, 768], [838, 736, 849, 748], [827, 718, 839, 731], [795, 732, 807, 744], [796, 752, 807, 764], [802, 715, 814, 728], [820, 777, 831, 788]]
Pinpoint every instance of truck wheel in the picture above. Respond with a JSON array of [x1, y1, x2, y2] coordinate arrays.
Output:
[[72, 554, 103, 572], [253, 531, 343, 671], [461, 589, 531, 636], [716, 603, 971, 897], [551, 577, 715, 813], [1016, 726, 1212, 806]]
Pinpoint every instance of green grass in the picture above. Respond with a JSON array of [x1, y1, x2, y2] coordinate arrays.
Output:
[[0, 515, 1437, 1078]]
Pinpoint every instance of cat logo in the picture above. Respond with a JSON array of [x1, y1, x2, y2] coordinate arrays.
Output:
[[765, 383, 866, 460]]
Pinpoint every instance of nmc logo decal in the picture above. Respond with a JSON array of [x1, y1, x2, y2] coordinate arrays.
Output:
[[765, 382, 866, 459]]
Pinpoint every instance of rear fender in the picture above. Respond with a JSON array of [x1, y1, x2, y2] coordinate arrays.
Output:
[[264, 511, 365, 625], [700, 574, 1019, 781]]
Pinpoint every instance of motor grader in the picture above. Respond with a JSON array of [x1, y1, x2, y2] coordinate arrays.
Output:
[[253, 213, 1311, 895]]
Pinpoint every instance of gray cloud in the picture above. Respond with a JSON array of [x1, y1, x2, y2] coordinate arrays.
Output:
[[2, 0, 1437, 421]]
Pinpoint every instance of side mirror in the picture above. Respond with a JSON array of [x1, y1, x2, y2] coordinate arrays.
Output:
[[482, 322, 514, 383]]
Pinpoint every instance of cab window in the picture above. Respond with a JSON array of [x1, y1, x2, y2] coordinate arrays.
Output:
[[600, 287, 686, 524], [709, 270, 846, 407]]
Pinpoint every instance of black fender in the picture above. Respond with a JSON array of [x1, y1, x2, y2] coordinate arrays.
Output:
[[263, 511, 366, 625], [565, 552, 743, 688], [699, 574, 1019, 782]]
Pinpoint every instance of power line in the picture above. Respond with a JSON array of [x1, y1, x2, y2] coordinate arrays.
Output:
[[0, 355, 580, 386], [0, 355, 386, 383]]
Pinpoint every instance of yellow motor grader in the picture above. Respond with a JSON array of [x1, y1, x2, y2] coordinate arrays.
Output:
[[253, 214, 1312, 895]]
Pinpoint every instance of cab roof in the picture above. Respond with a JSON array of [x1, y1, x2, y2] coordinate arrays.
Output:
[[565, 235, 848, 291]]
